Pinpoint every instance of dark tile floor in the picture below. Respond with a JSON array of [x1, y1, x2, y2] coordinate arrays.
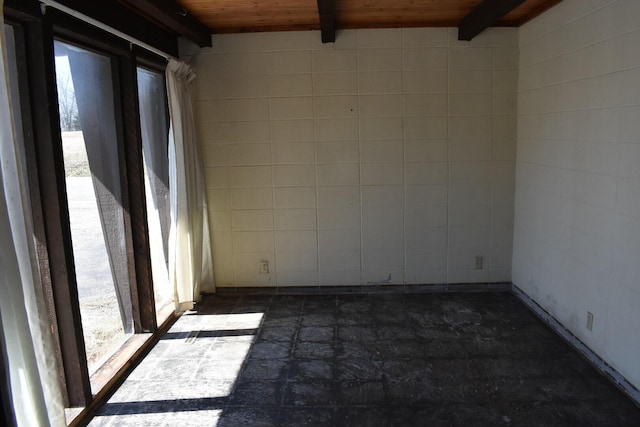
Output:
[[89, 292, 640, 426]]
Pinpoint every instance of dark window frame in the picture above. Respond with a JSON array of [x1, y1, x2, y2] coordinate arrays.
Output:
[[3, 0, 172, 409]]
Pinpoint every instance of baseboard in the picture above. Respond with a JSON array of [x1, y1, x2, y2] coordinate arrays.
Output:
[[511, 284, 640, 406], [209, 282, 511, 296]]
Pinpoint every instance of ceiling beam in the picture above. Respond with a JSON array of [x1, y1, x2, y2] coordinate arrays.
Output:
[[458, 0, 525, 41], [316, 0, 336, 43], [119, 0, 211, 47]]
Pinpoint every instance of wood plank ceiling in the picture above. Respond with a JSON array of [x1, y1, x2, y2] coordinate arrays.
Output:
[[176, 0, 563, 35]]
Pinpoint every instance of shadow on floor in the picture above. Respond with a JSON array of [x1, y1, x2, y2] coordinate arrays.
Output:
[[89, 292, 640, 426]]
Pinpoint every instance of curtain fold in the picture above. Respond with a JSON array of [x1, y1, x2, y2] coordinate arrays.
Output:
[[138, 67, 172, 313], [65, 44, 133, 333], [166, 59, 214, 310], [138, 69, 170, 264], [0, 6, 66, 426]]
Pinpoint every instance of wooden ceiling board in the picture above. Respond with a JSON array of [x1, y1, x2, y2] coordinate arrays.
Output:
[[177, 0, 318, 32], [501, 0, 564, 25], [177, 0, 563, 34]]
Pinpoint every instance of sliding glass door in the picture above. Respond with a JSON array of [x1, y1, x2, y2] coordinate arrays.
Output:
[[54, 41, 132, 373], [5, 1, 175, 411]]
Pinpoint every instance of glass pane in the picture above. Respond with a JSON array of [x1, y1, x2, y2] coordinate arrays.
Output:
[[137, 67, 173, 324], [54, 41, 131, 374]]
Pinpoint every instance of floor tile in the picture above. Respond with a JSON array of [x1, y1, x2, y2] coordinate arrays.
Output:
[[88, 292, 640, 426]]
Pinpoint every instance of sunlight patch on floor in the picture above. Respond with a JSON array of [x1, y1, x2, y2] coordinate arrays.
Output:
[[89, 311, 264, 426]]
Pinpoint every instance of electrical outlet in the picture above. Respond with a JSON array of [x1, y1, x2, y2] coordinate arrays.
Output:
[[259, 260, 269, 274], [586, 311, 594, 331], [475, 256, 484, 270]]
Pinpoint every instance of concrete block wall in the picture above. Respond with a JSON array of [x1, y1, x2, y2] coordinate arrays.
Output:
[[183, 27, 518, 288], [514, 0, 640, 389]]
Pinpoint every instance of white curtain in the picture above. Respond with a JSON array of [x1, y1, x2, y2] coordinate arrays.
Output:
[[166, 59, 214, 311], [0, 4, 66, 426]]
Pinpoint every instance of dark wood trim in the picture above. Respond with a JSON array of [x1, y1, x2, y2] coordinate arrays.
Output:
[[3, 0, 41, 19], [118, 0, 211, 47], [6, 17, 70, 406], [316, 0, 336, 43], [5, 0, 170, 409], [458, 0, 525, 41], [112, 49, 138, 334], [41, 0, 179, 57], [53, 15, 162, 333], [118, 53, 157, 333], [7, 0, 178, 57], [68, 312, 180, 427], [49, 10, 130, 57], [54, 34, 138, 336], [21, 17, 92, 407], [132, 46, 167, 73]]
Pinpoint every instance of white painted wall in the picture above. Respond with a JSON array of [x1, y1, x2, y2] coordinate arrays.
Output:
[[514, 0, 640, 388], [183, 27, 518, 288]]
